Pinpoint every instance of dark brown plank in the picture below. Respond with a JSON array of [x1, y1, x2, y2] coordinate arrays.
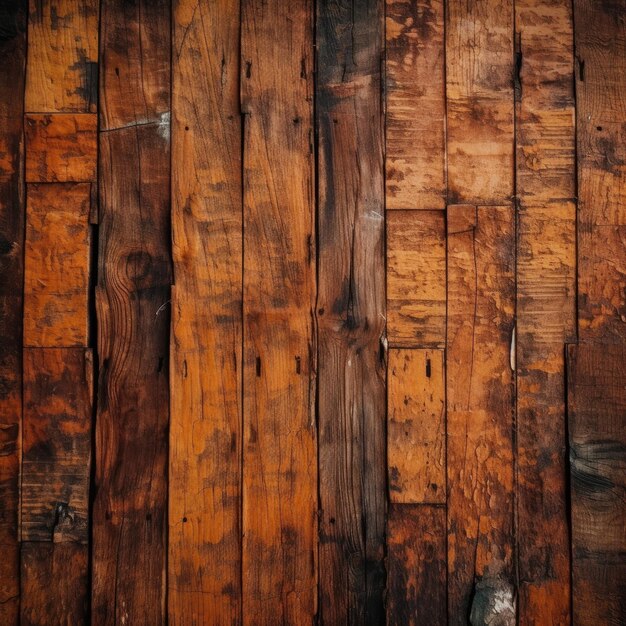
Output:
[[317, 0, 386, 622], [387, 504, 446, 626], [0, 1, 26, 621], [567, 343, 626, 625], [169, 0, 242, 623]]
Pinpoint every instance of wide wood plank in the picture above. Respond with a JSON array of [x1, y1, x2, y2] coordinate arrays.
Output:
[[317, 0, 386, 622], [169, 1, 242, 623], [387, 210, 446, 348], [446, 0, 514, 204], [446, 205, 516, 624], [386, 0, 445, 209], [0, 2, 26, 621], [25, 0, 98, 113], [388, 349, 445, 504], [387, 505, 446, 626], [241, 1, 317, 622]]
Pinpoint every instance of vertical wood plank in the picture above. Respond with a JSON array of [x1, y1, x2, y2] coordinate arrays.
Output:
[[93, 2, 171, 623], [388, 349, 445, 504], [387, 505, 446, 626], [317, 0, 386, 622], [169, 0, 242, 623], [575, 0, 626, 342], [567, 344, 626, 625], [386, 0, 446, 210], [446, 205, 516, 624], [0, 2, 26, 621], [446, 0, 514, 204], [241, 0, 317, 623]]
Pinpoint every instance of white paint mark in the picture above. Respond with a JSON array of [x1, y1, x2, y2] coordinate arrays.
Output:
[[158, 111, 171, 141], [509, 325, 516, 371]]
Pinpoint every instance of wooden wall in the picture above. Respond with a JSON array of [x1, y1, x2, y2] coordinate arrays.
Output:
[[0, 0, 624, 624]]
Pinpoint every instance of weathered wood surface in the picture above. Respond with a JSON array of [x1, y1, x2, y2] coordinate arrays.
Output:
[[567, 343, 626, 625], [0, 1, 26, 621], [388, 349, 445, 504], [386, 0, 445, 210], [169, 0, 242, 624], [317, 0, 386, 622], [387, 210, 446, 348], [446, 204, 516, 624], [387, 504, 446, 626]]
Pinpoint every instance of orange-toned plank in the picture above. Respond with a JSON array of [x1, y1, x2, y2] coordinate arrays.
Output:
[[446, 0, 514, 204], [25, 0, 98, 113], [169, 0, 242, 624], [23, 183, 90, 347], [387, 505, 446, 625], [386, 0, 445, 209], [446, 205, 516, 624], [387, 210, 446, 348], [567, 344, 626, 625], [388, 349, 445, 504], [25, 114, 96, 182], [241, 1, 317, 622]]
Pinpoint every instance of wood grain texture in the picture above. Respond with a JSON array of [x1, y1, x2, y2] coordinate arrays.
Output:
[[169, 0, 242, 623], [388, 349, 445, 504], [25, 0, 98, 113], [317, 1, 386, 623], [241, 0, 317, 622], [23, 183, 91, 347], [567, 343, 626, 625], [386, 505, 446, 626], [0, 1, 26, 621], [446, 204, 516, 624], [575, 0, 626, 342], [386, 0, 445, 209], [446, 0, 514, 204], [387, 210, 446, 348]]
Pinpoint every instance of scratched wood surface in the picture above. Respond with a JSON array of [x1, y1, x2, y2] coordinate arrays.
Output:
[[2, 1, 626, 624]]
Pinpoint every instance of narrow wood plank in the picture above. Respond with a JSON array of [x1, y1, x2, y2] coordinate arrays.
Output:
[[169, 1, 242, 624], [25, 0, 98, 113], [446, 0, 514, 204], [387, 504, 446, 626], [22, 348, 92, 542], [23, 183, 90, 347], [25, 114, 97, 182], [386, 0, 445, 210], [567, 343, 626, 625], [317, 0, 386, 622], [388, 349, 445, 504], [446, 204, 516, 624], [241, 1, 316, 622], [387, 210, 446, 348], [21, 542, 88, 626], [575, 0, 626, 342], [0, 2, 26, 621]]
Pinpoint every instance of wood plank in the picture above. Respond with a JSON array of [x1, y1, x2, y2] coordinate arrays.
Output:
[[446, 204, 516, 624], [23, 183, 90, 347], [386, 504, 446, 626], [241, 1, 316, 622], [317, 0, 386, 622], [388, 349, 445, 504], [25, 114, 97, 182], [0, 1, 26, 621], [385, 0, 445, 210], [21, 542, 88, 626], [575, 0, 626, 342], [567, 343, 626, 625], [22, 348, 92, 542], [25, 0, 98, 113], [446, 0, 514, 204], [169, 1, 242, 624], [387, 210, 446, 348]]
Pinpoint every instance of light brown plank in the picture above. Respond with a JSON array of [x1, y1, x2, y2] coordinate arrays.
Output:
[[388, 349, 445, 504]]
